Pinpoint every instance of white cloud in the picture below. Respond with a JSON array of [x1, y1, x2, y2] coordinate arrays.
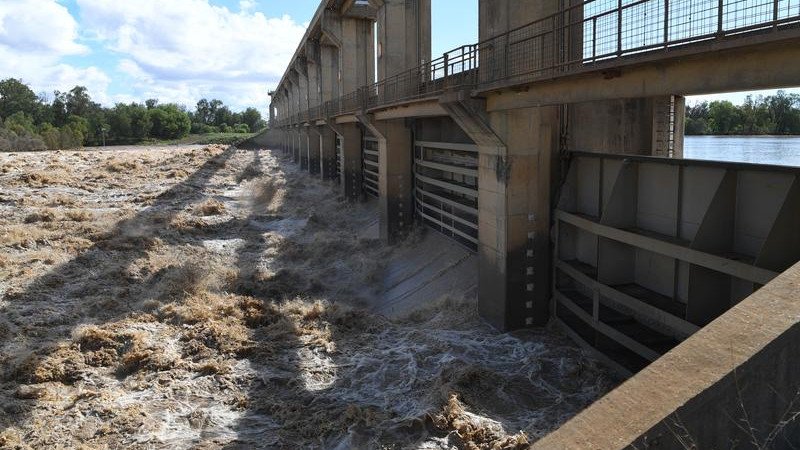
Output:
[[239, 0, 257, 12], [0, 0, 112, 106], [76, 0, 307, 112], [0, 0, 87, 56]]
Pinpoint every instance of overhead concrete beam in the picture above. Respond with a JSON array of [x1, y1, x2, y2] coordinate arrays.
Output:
[[335, 114, 359, 124], [372, 99, 447, 120], [485, 38, 800, 111]]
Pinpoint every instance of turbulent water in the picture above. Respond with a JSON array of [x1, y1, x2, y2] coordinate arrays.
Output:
[[0, 146, 614, 449]]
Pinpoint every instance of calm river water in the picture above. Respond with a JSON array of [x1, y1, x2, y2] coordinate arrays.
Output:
[[684, 135, 800, 167]]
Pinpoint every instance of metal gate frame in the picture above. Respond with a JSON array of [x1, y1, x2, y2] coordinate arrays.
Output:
[[413, 140, 479, 250], [362, 135, 379, 198]]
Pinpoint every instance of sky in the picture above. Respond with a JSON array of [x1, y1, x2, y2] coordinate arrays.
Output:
[[0, 0, 793, 115], [0, 0, 477, 115]]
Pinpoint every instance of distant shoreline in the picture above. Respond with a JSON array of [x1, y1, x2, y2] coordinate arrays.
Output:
[[685, 134, 800, 137]]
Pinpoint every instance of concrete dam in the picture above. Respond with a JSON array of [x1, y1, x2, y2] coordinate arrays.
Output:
[[257, 0, 800, 447]]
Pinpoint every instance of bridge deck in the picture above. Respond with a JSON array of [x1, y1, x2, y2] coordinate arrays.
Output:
[[275, 0, 800, 127]]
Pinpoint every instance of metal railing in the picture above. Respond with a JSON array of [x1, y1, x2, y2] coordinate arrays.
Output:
[[271, 0, 800, 128]]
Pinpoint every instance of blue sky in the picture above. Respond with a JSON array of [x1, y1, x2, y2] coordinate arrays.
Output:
[[0, 0, 479, 115], [0, 0, 793, 115]]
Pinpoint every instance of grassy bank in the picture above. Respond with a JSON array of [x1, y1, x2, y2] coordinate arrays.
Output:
[[152, 132, 258, 146]]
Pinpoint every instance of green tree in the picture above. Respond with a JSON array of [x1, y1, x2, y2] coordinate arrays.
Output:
[[708, 101, 743, 135], [4, 112, 36, 136], [767, 91, 800, 134], [0, 78, 40, 121], [66, 86, 94, 117], [39, 123, 61, 150], [242, 107, 263, 132], [59, 124, 83, 149], [67, 115, 90, 144], [129, 104, 152, 140], [150, 104, 191, 139], [213, 105, 233, 127], [685, 102, 710, 135], [51, 91, 69, 127], [194, 98, 223, 125], [108, 104, 133, 141]]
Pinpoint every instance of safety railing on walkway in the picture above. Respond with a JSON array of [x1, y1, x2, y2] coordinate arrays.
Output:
[[271, 0, 800, 128]]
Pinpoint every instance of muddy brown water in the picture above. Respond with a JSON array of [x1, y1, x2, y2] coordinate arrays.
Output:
[[0, 146, 615, 449]]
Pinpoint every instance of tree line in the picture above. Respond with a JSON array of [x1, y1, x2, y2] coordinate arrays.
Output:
[[686, 91, 800, 136], [0, 78, 265, 151]]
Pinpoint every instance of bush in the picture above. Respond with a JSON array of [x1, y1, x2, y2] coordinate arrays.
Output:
[[0, 127, 46, 152], [233, 123, 250, 133], [39, 124, 61, 150], [59, 124, 83, 149], [4, 112, 36, 136], [191, 123, 219, 134]]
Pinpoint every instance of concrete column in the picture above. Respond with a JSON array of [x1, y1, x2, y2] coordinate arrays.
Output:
[[488, 107, 560, 330], [292, 128, 300, 164], [305, 42, 327, 177], [673, 96, 686, 159], [320, 43, 340, 102], [376, 0, 431, 80], [441, 92, 560, 331], [341, 16, 375, 93], [296, 65, 309, 120], [306, 42, 321, 111], [291, 78, 300, 123], [323, 10, 375, 96], [307, 126, 321, 176], [268, 101, 275, 123], [281, 89, 290, 127], [327, 120, 363, 201], [319, 125, 338, 180], [479, 1, 562, 39], [290, 73, 301, 124], [359, 116, 413, 244], [299, 128, 309, 170]]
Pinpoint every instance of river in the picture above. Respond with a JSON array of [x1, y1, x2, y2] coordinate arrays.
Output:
[[684, 135, 800, 167]]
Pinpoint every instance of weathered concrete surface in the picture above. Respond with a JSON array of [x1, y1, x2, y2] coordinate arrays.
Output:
[[534, 262, 800, 449], [376, 0, 431, 80], [376, 230, 478, 318]]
